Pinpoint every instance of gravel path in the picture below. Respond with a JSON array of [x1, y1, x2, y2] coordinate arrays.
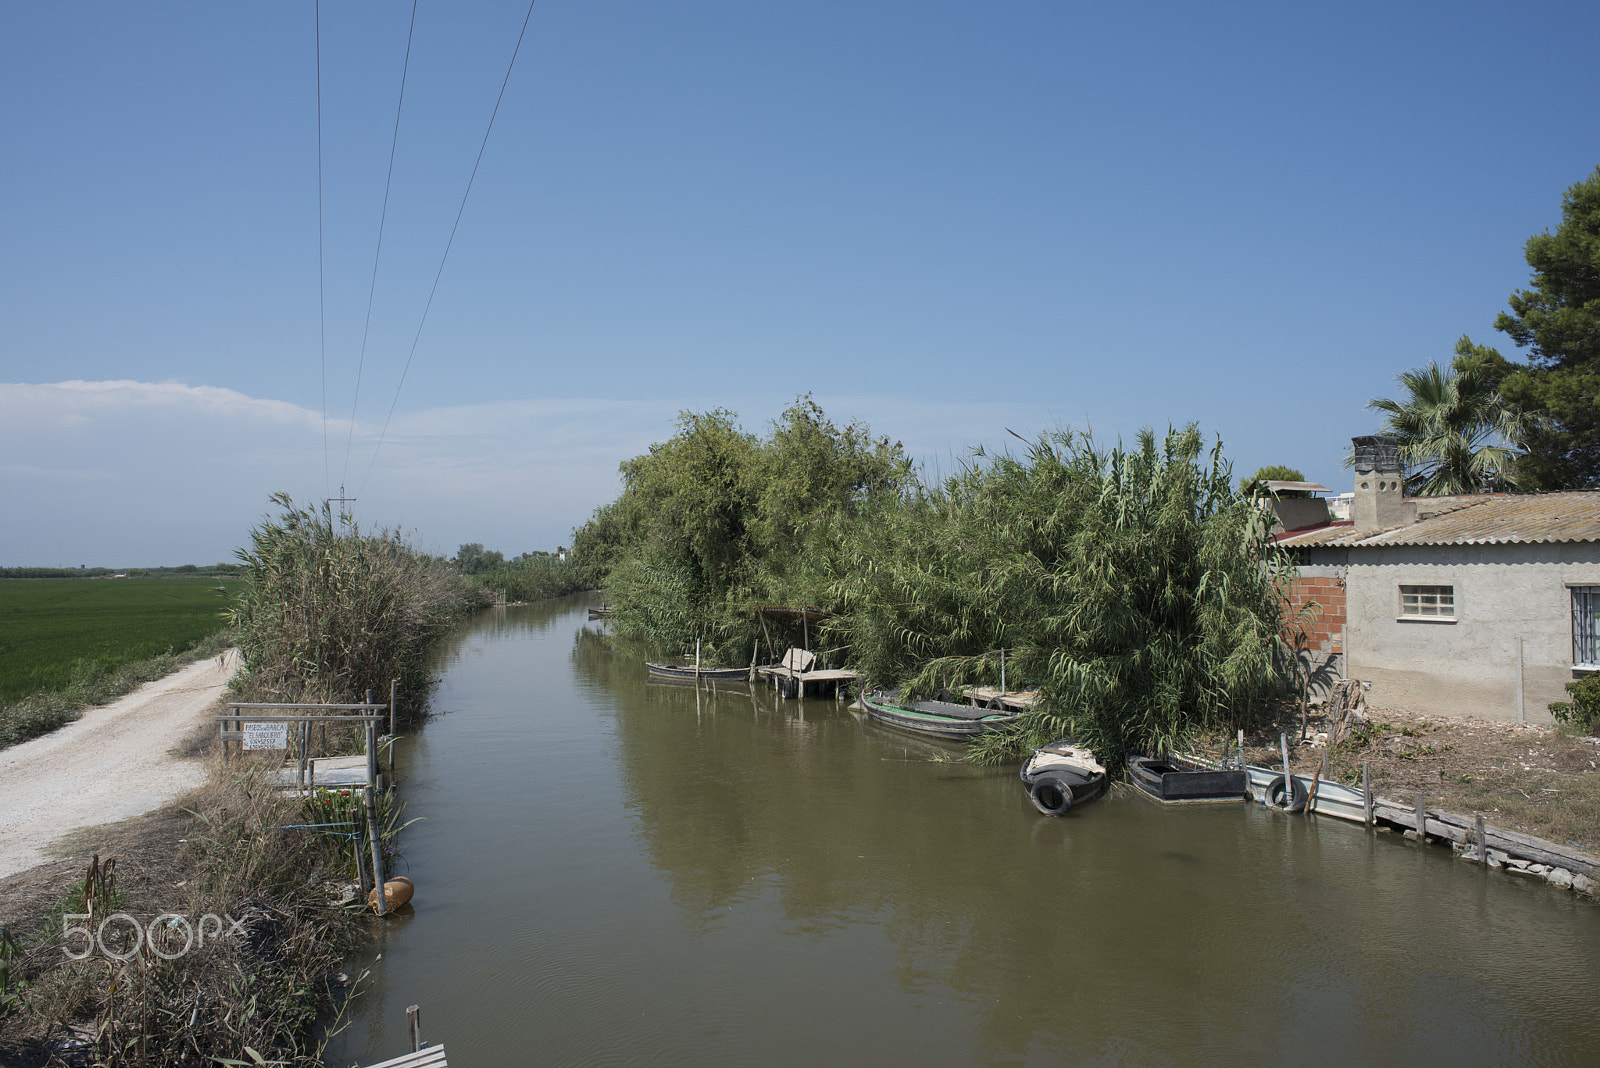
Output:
[[0, 650, 238, 879]]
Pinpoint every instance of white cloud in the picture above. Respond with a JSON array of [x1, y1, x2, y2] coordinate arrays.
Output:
[[0, 379, 1138, 567]]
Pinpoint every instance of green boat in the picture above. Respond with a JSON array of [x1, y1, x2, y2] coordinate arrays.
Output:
[[858, 690, 1022, 740]]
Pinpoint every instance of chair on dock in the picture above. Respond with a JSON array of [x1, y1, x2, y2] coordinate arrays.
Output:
[[757, 647, 857, 698]]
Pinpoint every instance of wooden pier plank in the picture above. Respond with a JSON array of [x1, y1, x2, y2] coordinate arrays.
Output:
[[363, 1046, 448, 1068]]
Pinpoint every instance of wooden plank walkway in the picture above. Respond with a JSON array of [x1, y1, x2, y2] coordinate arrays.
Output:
[[962, 686, 1039, 711], [755, 666, 858, 697], [363, 1047, 447, 1068]]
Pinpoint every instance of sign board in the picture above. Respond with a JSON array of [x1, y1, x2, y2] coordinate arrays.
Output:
[[241, 722, 290, 751]]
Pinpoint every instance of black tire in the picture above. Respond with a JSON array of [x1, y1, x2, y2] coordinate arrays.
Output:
[[985, 697, 1006, 711], [1029, 775, 1075, 816], [1266, 774, 1308, 813]]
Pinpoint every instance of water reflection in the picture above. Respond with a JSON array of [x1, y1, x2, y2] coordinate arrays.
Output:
[[328, 597, 1600, 1068]]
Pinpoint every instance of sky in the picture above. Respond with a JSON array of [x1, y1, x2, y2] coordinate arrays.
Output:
[[3, 1, 1598, 566]]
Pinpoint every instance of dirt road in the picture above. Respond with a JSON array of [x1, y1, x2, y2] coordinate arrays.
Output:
[[0, 651, 237, 879]]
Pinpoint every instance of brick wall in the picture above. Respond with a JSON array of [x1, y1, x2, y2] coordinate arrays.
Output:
[[1283, 573, 1345, 654]]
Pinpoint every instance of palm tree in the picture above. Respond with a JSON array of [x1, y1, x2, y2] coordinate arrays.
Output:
[[1361, 357, 1529, 495]]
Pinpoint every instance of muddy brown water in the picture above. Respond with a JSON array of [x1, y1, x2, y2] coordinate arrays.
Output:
[[325, 595, 1600, 1067]]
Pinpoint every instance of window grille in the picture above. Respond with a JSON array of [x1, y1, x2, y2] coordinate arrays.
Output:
[[1575, 587, 1600, 668], [1400, 585, 1454, 618]]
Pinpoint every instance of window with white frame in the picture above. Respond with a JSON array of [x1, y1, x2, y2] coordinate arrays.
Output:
[[1400, 584, 1454, 618], [1574, 587, 1600, 668]]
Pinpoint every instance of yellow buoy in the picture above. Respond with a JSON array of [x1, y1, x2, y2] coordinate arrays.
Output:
[[368, 875, 414, 912]]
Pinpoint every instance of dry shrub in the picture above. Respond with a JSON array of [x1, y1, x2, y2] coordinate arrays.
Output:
[[1, 762, 370, 1067]]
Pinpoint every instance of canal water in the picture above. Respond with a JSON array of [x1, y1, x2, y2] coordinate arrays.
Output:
[[327, 595, 1600, 1067]]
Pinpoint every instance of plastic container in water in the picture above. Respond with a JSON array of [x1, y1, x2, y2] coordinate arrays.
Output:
[[368, 875, 415, 912]]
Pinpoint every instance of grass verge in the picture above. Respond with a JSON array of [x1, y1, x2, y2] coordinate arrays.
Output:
[[0, 631, 238, 751]]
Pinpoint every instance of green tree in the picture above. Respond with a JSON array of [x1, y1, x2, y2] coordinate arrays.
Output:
[[1239, 464, 1307, 495], [1486, 165, 1600, 488], [454, 543, 503, 575], [1361, 350, 1528, 495]]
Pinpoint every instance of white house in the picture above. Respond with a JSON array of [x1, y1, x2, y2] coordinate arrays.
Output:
[[1275, 437, 1600, 723]]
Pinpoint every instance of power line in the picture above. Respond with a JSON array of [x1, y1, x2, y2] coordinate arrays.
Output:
[[342, 0, 420, 492], [358, 0, 538, 497], [315, 0, 329, 498]]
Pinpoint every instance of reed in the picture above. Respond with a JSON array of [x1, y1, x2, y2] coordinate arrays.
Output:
[[835, 427, 1289, 766], [474, 552, 589, 604], [227, 494, 472, 727]]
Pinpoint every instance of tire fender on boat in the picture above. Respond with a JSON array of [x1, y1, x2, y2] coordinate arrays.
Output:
[[1028, 775, 1075, 817], [1265, 774, 1308, 813]]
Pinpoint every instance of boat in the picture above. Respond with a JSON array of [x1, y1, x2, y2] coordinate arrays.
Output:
[[645, 661, 749, 681], [1241, 763, 1369, 823], [1127, 754, 1246, 804], [1020, 740, 1107, 816], [858, 690, 1021, 740], [587, 607, 610, 620]]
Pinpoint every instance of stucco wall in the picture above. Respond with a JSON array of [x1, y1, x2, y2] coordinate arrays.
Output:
[[1330, 542, 1600, 722]]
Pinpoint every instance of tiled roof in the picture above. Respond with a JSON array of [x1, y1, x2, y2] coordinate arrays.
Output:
[[1276, 491, 1600, 549]]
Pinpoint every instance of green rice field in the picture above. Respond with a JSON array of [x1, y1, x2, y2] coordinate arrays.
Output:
[[0, 576, 240, 704]]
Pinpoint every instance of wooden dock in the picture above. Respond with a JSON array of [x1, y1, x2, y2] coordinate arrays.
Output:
[[961, 686, 1039, 712], [753, 647, 858, 698], [363, 1047, 447, 1068], [757, 665, 858, 698]]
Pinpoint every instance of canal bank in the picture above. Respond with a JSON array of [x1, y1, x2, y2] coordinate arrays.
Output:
[[327, 594, 1600, 1067]]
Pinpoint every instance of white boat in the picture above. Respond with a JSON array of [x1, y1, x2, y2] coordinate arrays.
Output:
[[1019, 740, 1107, 816], [1241, 763, 1368, 823]]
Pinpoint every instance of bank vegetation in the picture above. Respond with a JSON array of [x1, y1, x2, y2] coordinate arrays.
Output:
[[0, 495, 470, 1065], [572, 399, 1294, 765]]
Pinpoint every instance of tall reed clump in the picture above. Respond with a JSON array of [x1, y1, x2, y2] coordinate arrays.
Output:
[[228, 494, 471, 726], [475, 552, 590, 603], [833, 426, 1293, 766]]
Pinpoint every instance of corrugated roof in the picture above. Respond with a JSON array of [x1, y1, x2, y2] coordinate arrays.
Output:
[[1264, 480, 1330, 494], [1276, 491, 1600, 549]]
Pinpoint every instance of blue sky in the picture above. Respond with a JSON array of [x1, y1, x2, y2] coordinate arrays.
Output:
[[3, 1, 1597, 566]]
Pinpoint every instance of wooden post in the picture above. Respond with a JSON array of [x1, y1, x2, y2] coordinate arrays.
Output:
[[366, 722, 377, 793], [1516, 638, 1525, 724], [1362, 762, 1372, 826], [1236, 729, 1245, 770], [1279, 733, 1291, 789], [695, 639, 702, 684], [366, 786, 387, 916], [389, 678, 397, 737], [748, 643, 758, 683], [407, 1005, 421, 1052], [1000, 647, 1006, 697], [1306, 750, 1327, 817], [1476, 813, 1488, 861], [1415, 793, 1427, 840]]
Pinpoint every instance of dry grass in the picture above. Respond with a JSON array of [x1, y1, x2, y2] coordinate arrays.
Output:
[[0, 759, 377, 1067], [1209, 698, 1600, 855]]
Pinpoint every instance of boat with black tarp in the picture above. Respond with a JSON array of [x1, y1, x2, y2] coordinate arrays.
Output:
[[1127, 754, 1247, 804]]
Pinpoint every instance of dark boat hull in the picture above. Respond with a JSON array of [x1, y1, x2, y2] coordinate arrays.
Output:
[[1127, 755, 1246, 803], [859, 691, 1020, 740]]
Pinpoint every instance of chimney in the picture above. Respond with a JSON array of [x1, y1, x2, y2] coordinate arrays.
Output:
[[1351, 435, 1413, 532]]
